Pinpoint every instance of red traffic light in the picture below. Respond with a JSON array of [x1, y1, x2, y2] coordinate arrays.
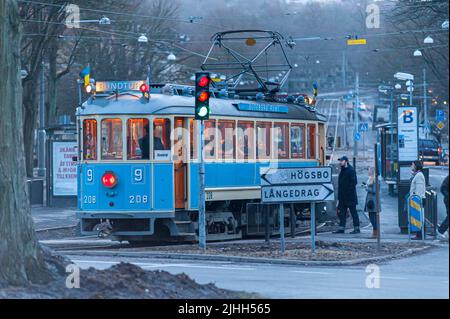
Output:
[[197, 91, 209, 103], [140, 83, 149, 93], [197, 76, 210, 88], [101, 171, 118, 188]]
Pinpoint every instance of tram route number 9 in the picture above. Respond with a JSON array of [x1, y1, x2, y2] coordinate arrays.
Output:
[[129, 195, 148, 204]]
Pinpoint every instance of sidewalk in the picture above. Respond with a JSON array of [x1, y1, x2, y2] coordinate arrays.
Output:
[[31, 205, 77, 231]]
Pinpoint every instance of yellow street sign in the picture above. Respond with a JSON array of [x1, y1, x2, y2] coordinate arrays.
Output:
[[347, 38, 367, 45], [437, 121, 444, 130]]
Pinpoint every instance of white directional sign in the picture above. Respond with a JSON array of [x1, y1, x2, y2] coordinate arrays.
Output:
[[260, 167, 332, 186], [260, 166, 334, 203], [261, 184, 334, 203], [261, 183, 335, 203]]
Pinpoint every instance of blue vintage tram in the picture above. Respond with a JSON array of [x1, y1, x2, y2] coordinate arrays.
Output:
[[76, 30, 331, 242], [75, 81, 327, 242]]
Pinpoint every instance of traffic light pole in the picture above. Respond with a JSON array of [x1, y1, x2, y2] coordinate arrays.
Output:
[[199, 120, 206, 250]]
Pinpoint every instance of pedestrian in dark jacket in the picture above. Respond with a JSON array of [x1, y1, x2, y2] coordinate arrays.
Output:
[[333, 156, 360, 234], [364, 167, 380, 239], [438, 175, 449, 237]]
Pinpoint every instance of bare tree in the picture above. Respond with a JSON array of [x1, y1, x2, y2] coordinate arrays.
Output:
[[0, 0, 52, 287]]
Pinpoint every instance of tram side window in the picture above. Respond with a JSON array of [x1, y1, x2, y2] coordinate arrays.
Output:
[[127, 118, 149, 160], [237, 121, 255, 160], [190, 118, 197, 160], [153, 118, 171, 160], [256, 122, 272, 159], [307, 124, 316, 159], [217, 120, 236, 160], [290, 123, 305, 159], [101, 119, 123, 160], [273, 122, 289, 159], [83, 119, 97, 160], [204, 120, 216, 159]]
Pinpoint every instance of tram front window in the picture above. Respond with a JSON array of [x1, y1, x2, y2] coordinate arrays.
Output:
[[101, 118, 123, 160], [127, 118, 149, 160], [153, 118, 171, 160], [83, 119, 97, 160]]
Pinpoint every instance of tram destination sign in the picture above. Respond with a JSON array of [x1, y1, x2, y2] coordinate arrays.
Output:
[[260, 167, 332, 186], [261, 183, 335, 203]]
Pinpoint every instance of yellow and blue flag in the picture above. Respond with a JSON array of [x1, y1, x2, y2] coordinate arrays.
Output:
[[79, 64, 90, 86]]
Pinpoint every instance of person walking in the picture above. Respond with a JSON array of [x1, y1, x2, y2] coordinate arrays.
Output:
[[409, 160, 426, 240], [364, 167, 379, 239], [437, 175, 449, 238], [333, 156, 360, 234]]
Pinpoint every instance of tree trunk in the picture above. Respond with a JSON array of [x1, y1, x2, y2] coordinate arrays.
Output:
[[47, 39, 58, 125], [0, 0, 52, 287], [22, 78, 39, 177]]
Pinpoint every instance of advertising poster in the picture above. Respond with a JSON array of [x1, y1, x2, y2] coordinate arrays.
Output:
[[52, 141, 77, 196]]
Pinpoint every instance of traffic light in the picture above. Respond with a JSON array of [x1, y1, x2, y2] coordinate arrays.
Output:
[[195, 72, 211, 120], [140, 82, 150, 102]]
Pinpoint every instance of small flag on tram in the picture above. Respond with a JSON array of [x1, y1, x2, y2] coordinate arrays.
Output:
[[79, 64, 90, 86]]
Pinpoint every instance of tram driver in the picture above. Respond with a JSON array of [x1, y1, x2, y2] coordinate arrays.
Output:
[[139, 123, 165, 159]]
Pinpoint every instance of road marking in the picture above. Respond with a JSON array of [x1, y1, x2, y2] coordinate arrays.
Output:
[[71, 259, 255, 271], [292, 270, 334, 275], [379, 276, 408, 280]]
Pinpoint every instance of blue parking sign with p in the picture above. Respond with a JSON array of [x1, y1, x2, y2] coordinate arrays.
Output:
[[436, 110, 445, 122]]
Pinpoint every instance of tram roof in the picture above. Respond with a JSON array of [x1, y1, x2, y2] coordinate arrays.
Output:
[[77, 93, 326, 122]]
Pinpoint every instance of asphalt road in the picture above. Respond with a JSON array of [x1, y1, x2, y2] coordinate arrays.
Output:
[[68, 245, 448, 299]]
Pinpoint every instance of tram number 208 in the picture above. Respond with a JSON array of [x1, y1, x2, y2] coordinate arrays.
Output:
[[129, 195, 148, 204]]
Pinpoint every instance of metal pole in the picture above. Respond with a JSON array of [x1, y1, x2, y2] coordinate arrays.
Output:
[[342, 51, 346, 88], [423, 68, 428, 139], [409, 80, 413, 106], [37, 61, 46, 177], [354, 72, 359, 158], [199, 120, 206, 250], [374, 143, 381, 250], [311, 203, 316, 254], [407, 195, 411, 243], [290, 203, 295, 238], [265, 205, 270, 242], [279, 204, 285, 253]]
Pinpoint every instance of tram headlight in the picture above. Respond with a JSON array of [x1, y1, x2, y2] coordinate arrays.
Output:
[[85, 84, 95, 94], [101, 171, 118, 188]]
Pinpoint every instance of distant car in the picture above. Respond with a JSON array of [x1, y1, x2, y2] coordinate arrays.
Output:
[[419, 139, 443, 165]]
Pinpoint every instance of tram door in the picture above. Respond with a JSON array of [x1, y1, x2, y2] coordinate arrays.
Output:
[[174, 117, 187, 209], [318, 123, 326, 165]]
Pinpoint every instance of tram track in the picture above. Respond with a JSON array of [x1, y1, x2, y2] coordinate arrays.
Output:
[[44, 222, 328, 253]]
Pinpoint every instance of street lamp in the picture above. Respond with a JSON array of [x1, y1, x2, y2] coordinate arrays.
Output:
[[138, 34, 148, 43], [424, 36, 434, 44], [413, 49, 422, 57], [98, 16, 111, 25], [394, 72, 414, 105], [167, 53, 176, 61]]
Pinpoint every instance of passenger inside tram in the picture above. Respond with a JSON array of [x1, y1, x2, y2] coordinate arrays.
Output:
[[139, 123, 150, 159]]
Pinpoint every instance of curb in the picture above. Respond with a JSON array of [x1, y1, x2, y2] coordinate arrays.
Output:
[[36, 225, 77, 233], [61, 245, 433, 267]]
